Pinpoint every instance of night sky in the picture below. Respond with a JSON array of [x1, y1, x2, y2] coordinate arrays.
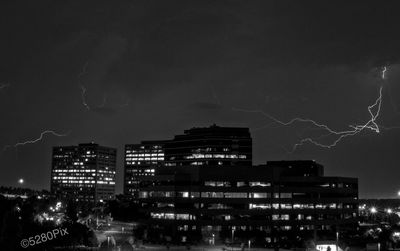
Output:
[[1, 0, 400, 198]]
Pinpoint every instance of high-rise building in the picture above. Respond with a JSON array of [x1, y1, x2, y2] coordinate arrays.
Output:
[[124, 141, 166, 196], [164, 125, 252, 167], [51, 143, 116, 203], [123, 125, 252, 197]]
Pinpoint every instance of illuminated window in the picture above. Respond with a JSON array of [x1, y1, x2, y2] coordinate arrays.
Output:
[[177, 214, 192, 220], [280, 204, 292, 209], [293, 204, 314, 209], [205, 181, 230, 187], [187, 192, 198, 198], [272, 214, 289, 220], [237, 181, 246, 187], [139, 192, 148, 198], [208, 203, 228, 209], [250, 193, 270, 198], [280, 193, 292, 198], [177, 191, 189, 198], [201, 192, 223, 198], [224, 192, 247, 198], [205, 181, 216, 186], [249, 203, 271, 209], [249, 182, 271, 187]]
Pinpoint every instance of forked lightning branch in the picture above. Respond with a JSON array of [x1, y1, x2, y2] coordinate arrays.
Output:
[[234, 66, 393, 152]]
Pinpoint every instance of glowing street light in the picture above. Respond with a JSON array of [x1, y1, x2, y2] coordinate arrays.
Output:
[[18, 178, 24, 185], [387, 208, 393, 214], [370, 207, 377, 214]]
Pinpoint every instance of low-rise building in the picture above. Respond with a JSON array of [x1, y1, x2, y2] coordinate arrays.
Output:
[[137, 160, 358, 245]]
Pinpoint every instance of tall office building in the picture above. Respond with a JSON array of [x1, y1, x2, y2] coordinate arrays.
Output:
[[164, 125, 252, 167], [123, 125, 252, 197], [124, 141, 166, 196], [51, 143, 116, 203]]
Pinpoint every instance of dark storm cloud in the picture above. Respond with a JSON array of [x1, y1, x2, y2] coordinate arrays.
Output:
[[91, 106, 118, 116], [189, 102, 222, 111], [85, 35, 128, 87], [1, 0, 400, 198]]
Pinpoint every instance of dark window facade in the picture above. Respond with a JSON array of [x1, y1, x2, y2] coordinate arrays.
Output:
[[123, 125, 358, 244], [138, 162, 358, 243]]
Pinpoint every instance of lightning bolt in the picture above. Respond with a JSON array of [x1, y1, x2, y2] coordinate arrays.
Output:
[[78, 61, 89, 79], [78, 61, 91, 110], [3, 130, 70, 151], [234, 66, 389, 152], [291, 86, 382, 151], [77, 61, 128, 110], [80, 85, 91, 110], [382, 66, 387, 79], [98, 93, 107, 108]]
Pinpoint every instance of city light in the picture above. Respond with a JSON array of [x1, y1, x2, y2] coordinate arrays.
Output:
[[316, 244, 338, 251], [2, 2, 400, 250], [52, 143, 116, 203]]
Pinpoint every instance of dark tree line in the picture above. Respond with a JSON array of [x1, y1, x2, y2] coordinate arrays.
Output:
[[0, 195, 98, 251]]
